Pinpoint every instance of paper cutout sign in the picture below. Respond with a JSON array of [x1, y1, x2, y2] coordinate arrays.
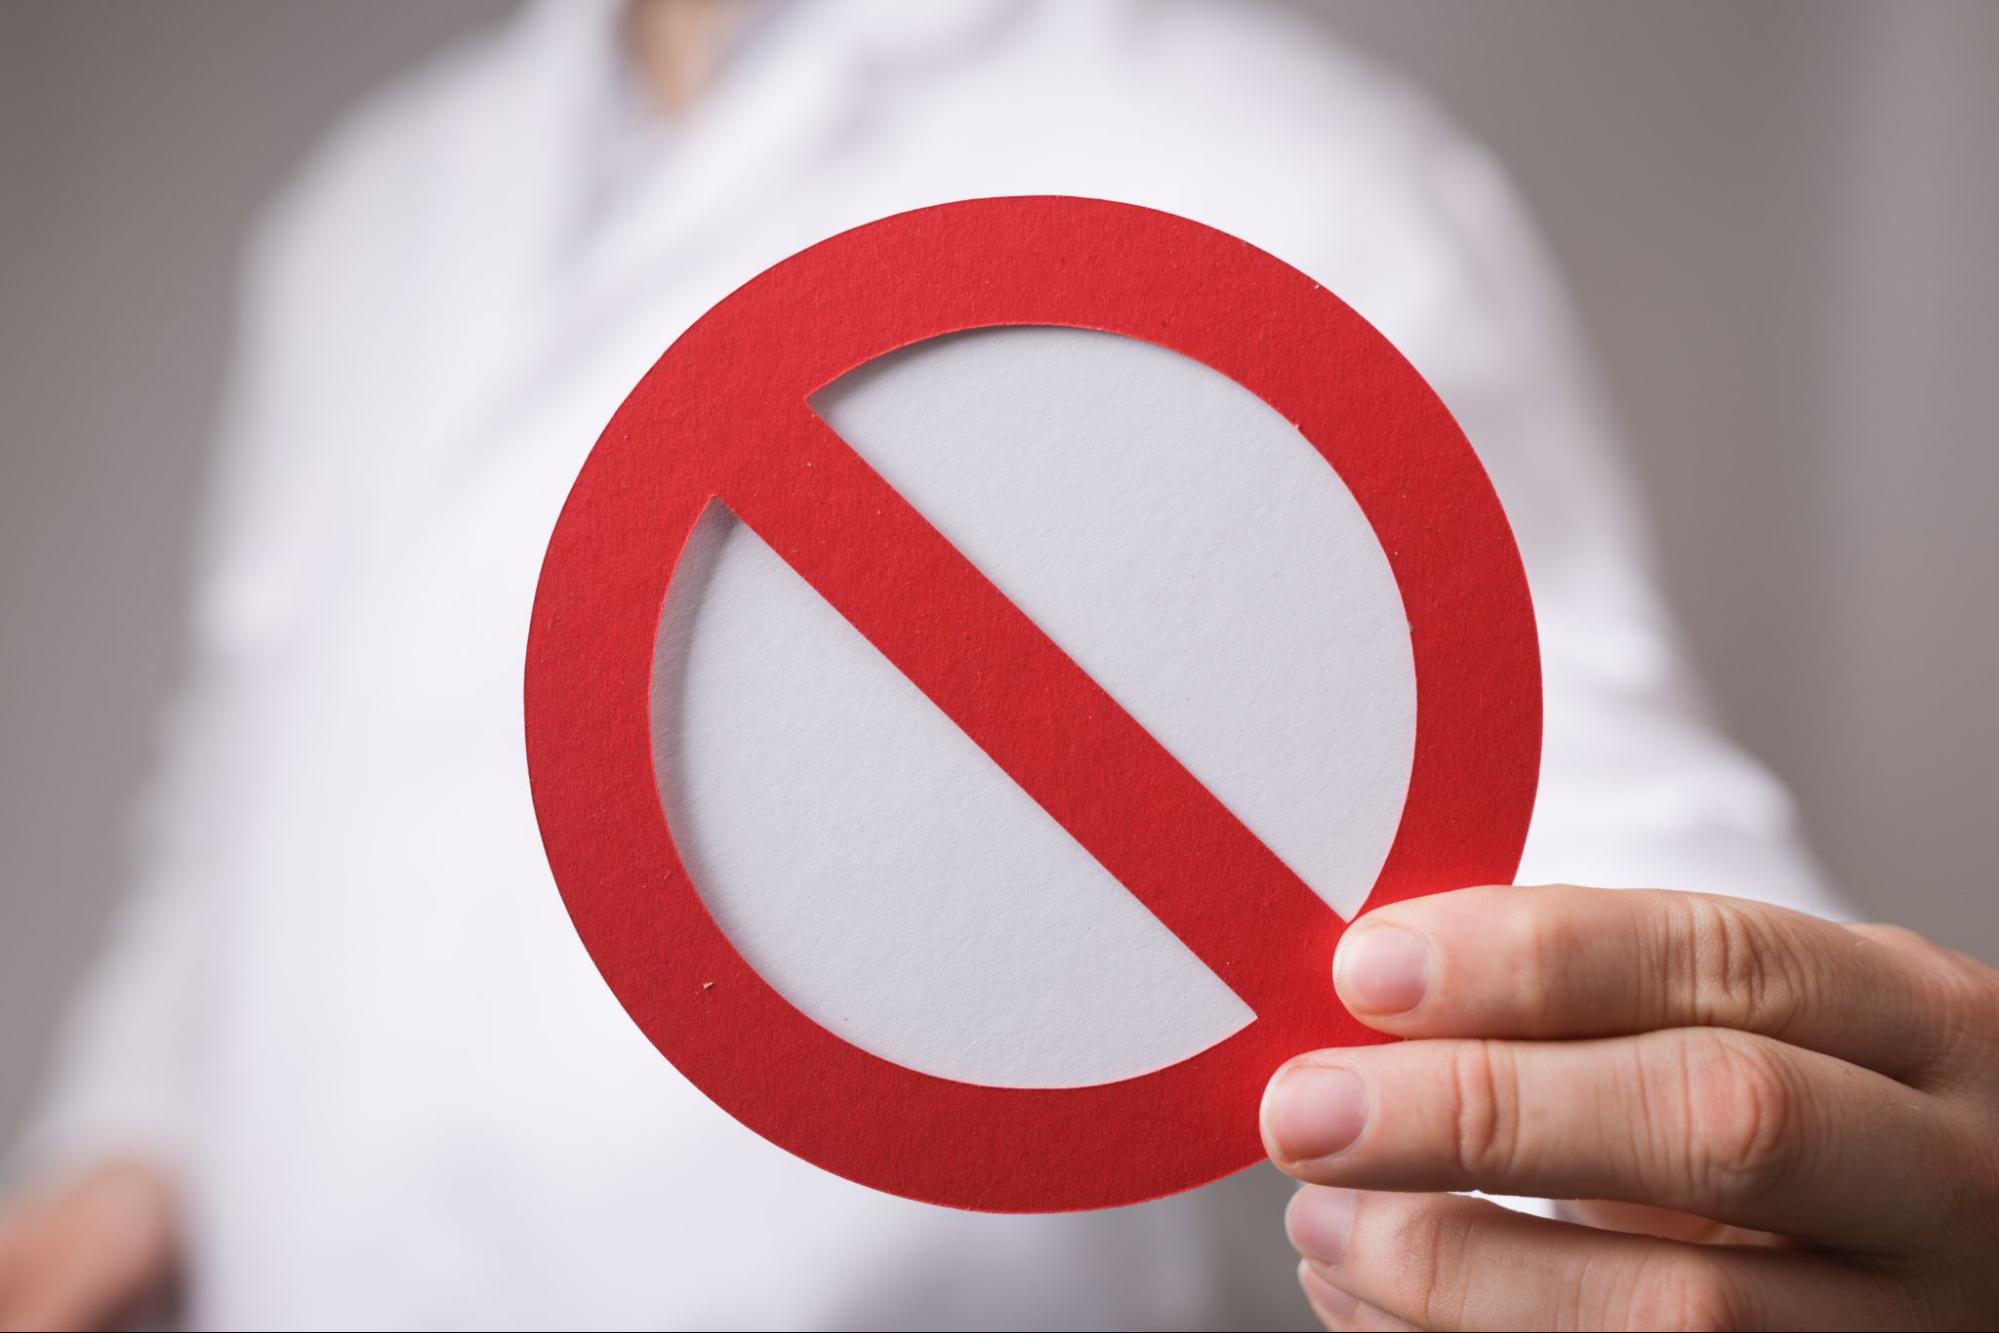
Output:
[[525, 197, 1540, 1212]]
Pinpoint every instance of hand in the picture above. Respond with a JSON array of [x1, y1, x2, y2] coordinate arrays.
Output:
[[1260, 884, 1999, 1330], [0, 1159, 177, 1332]]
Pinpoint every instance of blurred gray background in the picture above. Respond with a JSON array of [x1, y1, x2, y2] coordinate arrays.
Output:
[[2, 0, 1995, 1146]]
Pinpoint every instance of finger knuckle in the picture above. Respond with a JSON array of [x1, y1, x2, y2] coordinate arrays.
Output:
[[1672, 895, 1803, 1035], [1387, 1199, 1475, 1329], [1446, 1040, 1525, 1180], [1686, 1031, 1805, 1206], [1622, 1251, 1751, 1332], [1929, 982, 1994, 1087], [1846, 924, 1999, 1082], [1916, 942, 1999, 1072]]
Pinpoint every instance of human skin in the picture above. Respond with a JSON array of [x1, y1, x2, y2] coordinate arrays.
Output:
[[0, 1160, 174, 1331], [8, 884, 1996, 1331], [0, 9, 742, 1329], [9, 5, 1994, 1329], [1262, 883, 1999, 1330]]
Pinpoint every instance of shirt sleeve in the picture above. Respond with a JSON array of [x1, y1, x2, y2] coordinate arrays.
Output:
[[1333, 94, 1845, 919], [4, 9, 530, 1188], [5, 175, 343, 1183]]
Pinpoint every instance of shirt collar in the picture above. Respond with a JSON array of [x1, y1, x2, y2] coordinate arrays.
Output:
[[518, 0, 1030, 100]]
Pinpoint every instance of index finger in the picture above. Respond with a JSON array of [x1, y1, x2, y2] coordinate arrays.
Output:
[[1333, 884, 1963, 1082]]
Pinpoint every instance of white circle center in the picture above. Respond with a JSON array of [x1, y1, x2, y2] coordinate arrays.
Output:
[[651, 326, 1415, 1088]]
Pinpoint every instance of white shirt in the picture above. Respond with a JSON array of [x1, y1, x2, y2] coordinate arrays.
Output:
[[18, 2, 1839, 1328]]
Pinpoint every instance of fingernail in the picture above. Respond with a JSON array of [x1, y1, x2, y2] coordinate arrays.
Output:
[[1286, 1185, 1357, 1265], [1335, 921, 1431, 1013], [1262, 1065, 1370, 1163], [1298, 1259, 1359, 1318]]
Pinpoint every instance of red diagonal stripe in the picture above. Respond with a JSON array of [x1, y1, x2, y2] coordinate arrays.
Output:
[[718, 403, 1341, 1016]]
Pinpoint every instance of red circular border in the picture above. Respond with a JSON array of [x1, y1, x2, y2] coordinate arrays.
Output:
[[525, 197, 1540, 1212]]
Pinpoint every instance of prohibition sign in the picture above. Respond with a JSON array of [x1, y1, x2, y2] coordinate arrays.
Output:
[[525, 197, 1540, 1212]]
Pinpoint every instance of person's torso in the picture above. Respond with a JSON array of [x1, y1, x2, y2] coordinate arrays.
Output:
[[179, 3, 1428, 1326]]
